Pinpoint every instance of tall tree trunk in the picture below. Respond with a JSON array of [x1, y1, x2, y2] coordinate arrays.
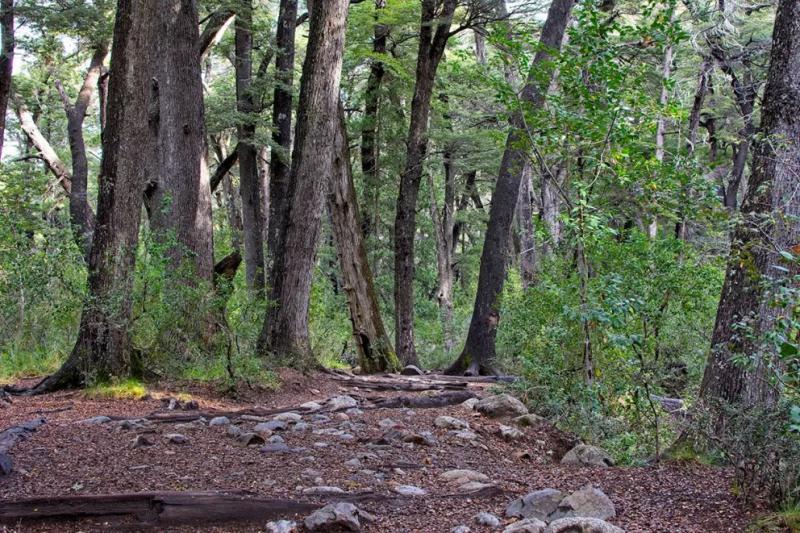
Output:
[[0, 0, 13, 160], [541, 165, 564, 255], [235, 0, 265, 295], [330, 102, 399, 373], [446, 0, 575, 376], [516, 162, 536, 287], [700, 0, 800, 407], [394, 0, 457, 367], [58, 43, 107, 257], [429, 157, 456, 355], [143, 0, 214, 282], [267, 0, 298, 263], [258, 0, 349, 367], [360, 0, 387, 238], [30, 0, 151, 393]]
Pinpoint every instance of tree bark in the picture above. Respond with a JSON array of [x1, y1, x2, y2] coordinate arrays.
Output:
[[0, 0, 13, 160], [235, 0, 265, 295], [30, 0, 152, 392], [258, 0, 349, 367], [143, 0, 214, 282], [394, 0, 457, 367], [329, 102, 399, 373], [58, 43, 107, 257], [14, 100, 73, 194], [446, 0, 575, 375], [541, 165, 564, 255], [267, 0, 299, 264], [360, 0, 387, 238], [516, 162, 536, 287], [200, 8, 235, 60], [699, 0, 800, 407]]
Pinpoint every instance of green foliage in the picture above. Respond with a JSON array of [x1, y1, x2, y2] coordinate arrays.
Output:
[[85, 378, 148, 400]]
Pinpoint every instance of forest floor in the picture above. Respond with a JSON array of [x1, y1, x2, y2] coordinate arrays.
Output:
[[0, 370, 761, 532]]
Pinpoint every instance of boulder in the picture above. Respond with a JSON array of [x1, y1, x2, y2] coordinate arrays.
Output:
[[544, 517, 624, 533], [506, 489, 564, 521], [561, 445, 614, 467], [550, 486, 615, 521], [265, 519, 297, 533], [502, 518, 548, 533], [209, 416, 230, 427], [513, 414, 545, 427], [475, 394, 529, 418], [435, 416, 470, 430], [304, 502, 362, 531], [327, 395, 358, 410], [461, 398, 479, 410], [498, 425, 525, 441]]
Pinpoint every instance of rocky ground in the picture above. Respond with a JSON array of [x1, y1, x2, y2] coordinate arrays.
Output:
[[0, 371, 758, 532]]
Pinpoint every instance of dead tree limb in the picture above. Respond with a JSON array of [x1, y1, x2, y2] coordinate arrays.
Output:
[[0, 418, 46, 475]]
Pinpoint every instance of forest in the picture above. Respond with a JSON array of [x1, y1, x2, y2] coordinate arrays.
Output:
[[0, 0, 798, 531]]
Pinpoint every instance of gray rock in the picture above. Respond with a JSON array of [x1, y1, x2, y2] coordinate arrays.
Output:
[[452, 430, 479, 441], [265, 519, 297, 533], [561, 445, 614, 467], [379, 418, 400, 429], [227, 425, 243, 437], [292, 422, 309, 432], [327, 395, 358, 410], [502, 518, 547, 533], [300, 401, 323, 412], [132, 435, 154, 448], [165, 433, 188, 444], [268, 435, 285, 444], [435, 416, 470, 430], [452, 526, 472, 533], [439, 469, 490, 485], [474, 512, 501, 528], [80, 416, 112, 425], [255, 420, 288, 432], [550, 486, 615, 521], [543, 517, 624, 533], [506, 489, 564, 520], [498, 424, 525, 441], [461, 398, 479, 410], [274, 412, 303, 423], [235, 432, 265, 446], [311, 414, 330, 423], [304, 502, 362, 532], [344, 458, 363, 470], [393, 484, 427, 497], [475, 394, 529, 418], [513, 414, 546, 427], [302, 468, 322, 478], [209, 416, 231, 427], [459, 481, 496, 492], [401, 364, 424, 375], [303, 486, 347, 495], [346, 408, 364, 416], [117, 419, 146, 431], [260, 443, 292, 454]]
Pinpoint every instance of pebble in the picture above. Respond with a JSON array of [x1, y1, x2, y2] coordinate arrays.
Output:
[[260, 443, 292, 454], [393, 484, 428, 497], [209, 416, 230, 427], [435, 416, 470, 430], [165, 433, 188, 444], [452, 527, 471, 533], [274, 412, 303, 423], [474, 512, 501, 528]]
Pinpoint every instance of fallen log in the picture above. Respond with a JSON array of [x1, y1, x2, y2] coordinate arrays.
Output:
[[366, 390, 476, 410], [0, 418, 46, 475]]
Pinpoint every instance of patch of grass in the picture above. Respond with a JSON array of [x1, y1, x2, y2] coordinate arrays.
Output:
[[317, 352, 350, 371], [663, 441, 717, 466], [181, 354, 280, 389], [0, 348, 64, 384], [748, 504, 800, 533], [85, 378, 148, 400]]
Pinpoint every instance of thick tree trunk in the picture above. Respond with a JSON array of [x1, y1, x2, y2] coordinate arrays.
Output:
[[59, 43, 107, 257], [394, 0, 457, 367], [143, 0, 214, 282], [360, 0, 387, 238], [446, 0, 575, 376], [267, 0, 298, 264], [516, 162, 536, 288], [31, 0, 152, 392], [700, 0, 800, 407], [329, 103, 399, 373], [258, 0, 349, 367], [0, 0, 13, 160], [235, 0, 265, 295]]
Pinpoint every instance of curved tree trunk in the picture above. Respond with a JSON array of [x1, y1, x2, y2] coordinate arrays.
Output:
[[699, 0, 800, 407], [330, 102, 399, 373], [446, 0, 575, 376], [393, 0, 457, 367], [30, 0, 152, 393], [258, 0, 349, 367]]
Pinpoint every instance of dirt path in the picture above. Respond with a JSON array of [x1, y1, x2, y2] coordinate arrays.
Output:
[[0, 371, 756, 532]]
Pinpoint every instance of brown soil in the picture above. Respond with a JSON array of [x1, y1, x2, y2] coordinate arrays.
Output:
[[0, 371, 759, 532]]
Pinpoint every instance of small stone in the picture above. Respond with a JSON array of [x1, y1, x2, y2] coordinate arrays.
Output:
[[461, 398, 479, 410], [132, 435, 154, 448], [183, 400, 199, 410], [80, 416, 112, 425], [209, 416, 231, 427], [258, 420, 289, 432], [513, 414, 545, 427], [475, 394, 529, 418], [502, 518, 547, 533], [292, 422, 309, 432], [439, 469, 490, 485], [228, 425, 244, 437], [304, 502, 362, 532], [268, 435, 285, 444], [167, 398, 181, 410], [327, 395, 358, 410], [379, 418, 401, 428], [274, 412, 303, 423], [302, 468, 322, 478], [346, 408, 364, 416], [452, 527, 471, 533], [498, 424, 524, 441], [459, 481, 496, 492], [549, 485, 616, 521], [311, 414, 330, 423], [393, 484, 427, 497], [165, 433, 188, 444], [344, 458, 362, 470], [300, 401, 323, 412], [474, 512, 501, 528], [260, 443, 292, 454], [543, 517, 623, 533], [435, 416, 470, 430], [453, 430, 479, 441], [560, 445, 614, 467], [236, 432, 265, 446], [117, 419, 146, 431], [266, 519, 297, 533], [401, 364, 424, 375], [506, 489, 564, 520], [303, 485, 347, 495]]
